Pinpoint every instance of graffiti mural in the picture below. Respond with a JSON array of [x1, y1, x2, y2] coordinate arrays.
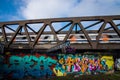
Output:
[[0, 54, 57, 79], [0, 53, 114, 79], [53, 54, 114, 76]]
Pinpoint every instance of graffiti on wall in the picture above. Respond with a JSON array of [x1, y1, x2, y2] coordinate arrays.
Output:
[[0, 53, 114, 79], [0, 54, 57, 79], [115, 58, 120, 70], [53, 54, 114, 76]]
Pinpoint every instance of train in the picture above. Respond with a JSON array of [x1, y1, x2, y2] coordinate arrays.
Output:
[[0, 33, 120, 44]]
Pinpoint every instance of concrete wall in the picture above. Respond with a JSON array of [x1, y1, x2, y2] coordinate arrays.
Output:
[[0, 53, 115, 79]]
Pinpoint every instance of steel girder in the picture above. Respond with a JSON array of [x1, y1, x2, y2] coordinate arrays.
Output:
[[0, 15, 120, 51]]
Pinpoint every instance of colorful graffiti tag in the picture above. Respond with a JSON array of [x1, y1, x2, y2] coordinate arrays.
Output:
[[0, 54, 57, 79], [53, 54, 114, 76], [0, 53, 114, 79]]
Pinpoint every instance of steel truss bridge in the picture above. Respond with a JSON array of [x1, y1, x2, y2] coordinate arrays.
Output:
[[0, 15, 120, 52]]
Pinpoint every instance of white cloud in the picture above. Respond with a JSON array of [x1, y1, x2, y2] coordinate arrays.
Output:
[[20, 0, 120, 19], [21, 0, 76, 19], [69, 0, 120, 17]]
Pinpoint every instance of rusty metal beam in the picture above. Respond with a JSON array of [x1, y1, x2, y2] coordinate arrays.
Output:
[[1, 24, 7, 42], [5, 25, 16, 32], [71, 43, 120, 49], [75, 23, 78, 33], [56, 22, 72, 33], [104, 23, 120, 30], [7, 43, 120, 50], [0, 15, 120, 25], [26, 24, 37, 34], [32, 23, 47, 47], [49, 24, 59, 42], [78, 21, 102, 32], [109, 21, 120, 37], [96, 22, 107, 46], [63, 22, 74, 42], [7, 24, 23, 47], [24, 24, 31, 44], [48, 23, 75, 51], [78, 22, 94, 48]]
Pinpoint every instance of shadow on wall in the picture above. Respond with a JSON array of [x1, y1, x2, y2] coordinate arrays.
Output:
[[0, 53, 115, 79]]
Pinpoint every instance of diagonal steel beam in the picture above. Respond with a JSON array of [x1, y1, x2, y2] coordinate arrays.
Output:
[[109, 21, 120, 37], [56, 22, 72, 33], [5, 25, 23, 35], [104, 27, 112, 31], [78, 21, 102, 32], [96, 22, 107, 45], [78, 22, 94, 48], [63, 22, 75, 42], [26, 24, 37, 34], [24, 24, 31, 44], [5, 25, 16, 32], [49, 23, 59, 43], [48, 22, 75, 52], [32, 23, 47, 47], [1, 24, 7, 42], [104, 23, 120, 31], [7, 24, 23, 47]]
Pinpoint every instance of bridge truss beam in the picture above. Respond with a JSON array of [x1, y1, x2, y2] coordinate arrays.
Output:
[[0, 15, 120, 52]]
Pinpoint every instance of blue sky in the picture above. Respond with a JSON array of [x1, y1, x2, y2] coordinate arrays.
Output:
[[0, 0, 23, 21], [0, 0, 120, 22]]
